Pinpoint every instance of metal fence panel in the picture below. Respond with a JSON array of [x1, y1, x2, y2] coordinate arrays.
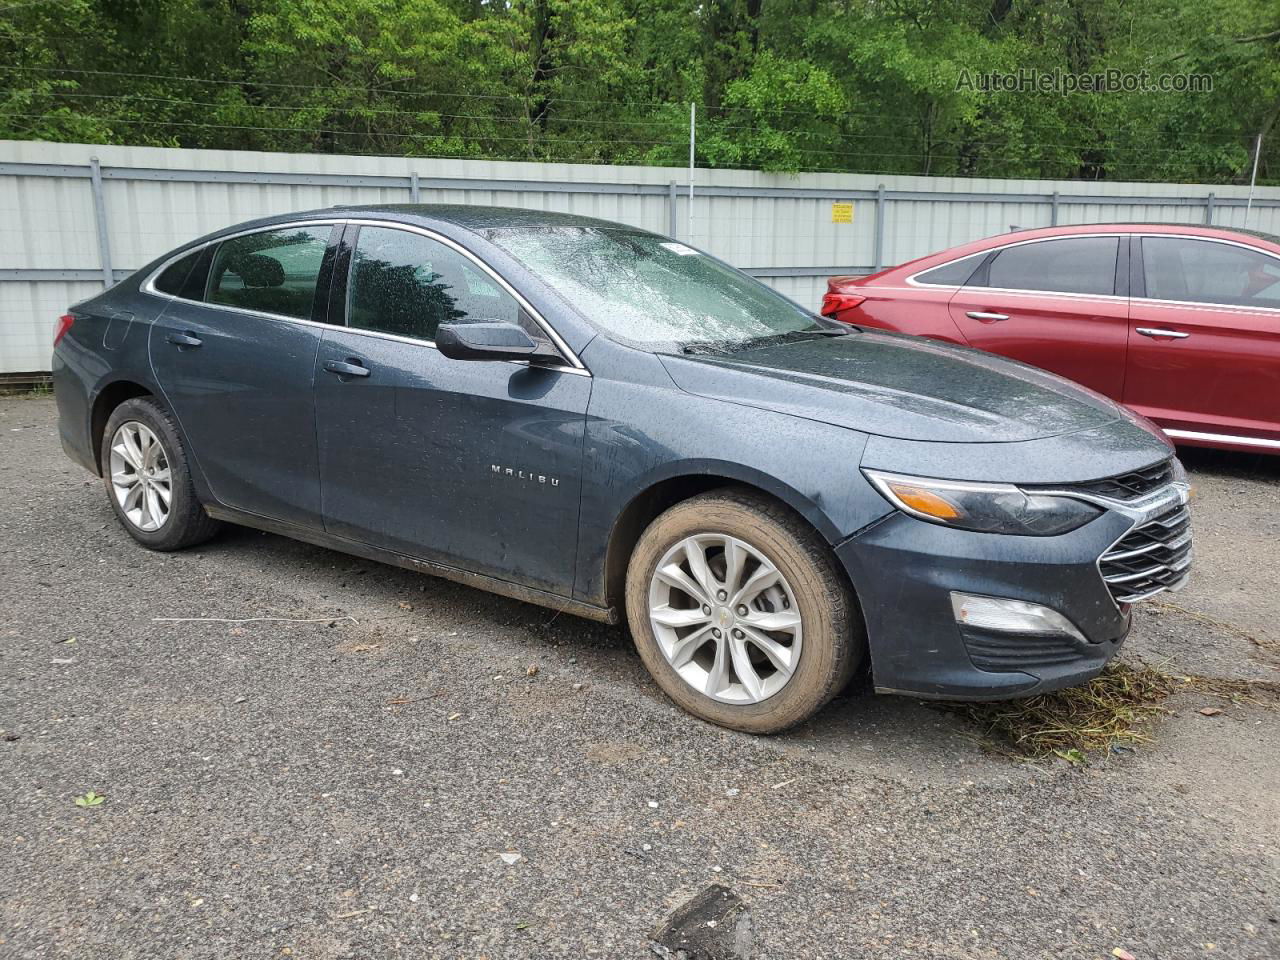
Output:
[[4, 138, 1279, 374]]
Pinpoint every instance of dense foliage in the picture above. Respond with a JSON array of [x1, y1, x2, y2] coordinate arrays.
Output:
[[2, 0, 1276, 183]]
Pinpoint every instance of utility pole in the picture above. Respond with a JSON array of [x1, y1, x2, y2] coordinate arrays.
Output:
[[1245, 133, 1263, 226], [688, 102, 696, 240]]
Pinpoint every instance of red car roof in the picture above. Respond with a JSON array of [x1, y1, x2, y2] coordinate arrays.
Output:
[[845, 223, 1280, 289]]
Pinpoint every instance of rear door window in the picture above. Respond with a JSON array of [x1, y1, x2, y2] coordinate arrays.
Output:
[[981, 237, 1119, 296], [1142, 237, 1280, 308], [208, 226, 331, 320], [346, 226, 521, 342]]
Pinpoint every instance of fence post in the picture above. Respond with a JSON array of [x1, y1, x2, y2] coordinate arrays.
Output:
[[1051, 191, 1060, 226], [873, 184, 886, 271], [88, 157, 114, 288], [1205, 192, 1215, 225], [410, 171, 420, 203], [668, 180, 678, 238]]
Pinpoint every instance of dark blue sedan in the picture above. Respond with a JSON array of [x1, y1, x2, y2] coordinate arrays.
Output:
[[52, 206, 1191, 732]]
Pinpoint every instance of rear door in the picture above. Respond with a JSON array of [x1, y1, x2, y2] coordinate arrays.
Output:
[[149, 222, 338, 528], [313, 223, 591, 595], [1124, 235, 1280, 446], [946, 235, 1129, 396]]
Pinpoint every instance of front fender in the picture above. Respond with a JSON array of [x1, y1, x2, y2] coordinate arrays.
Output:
[[573, 368, 893, 605]]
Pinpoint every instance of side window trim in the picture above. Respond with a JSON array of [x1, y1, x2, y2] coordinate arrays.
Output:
[[142, 219, 342, 320], [337, 220, 585, 371], [140, 217, 589, 373], [327, 222, 357, 328], [310, 223, 345, 326], [1114, 235, 1130, 298], [909, 233, 1128, 297], [1131, 237, 1147, 300], [967, 250, 996, 288]]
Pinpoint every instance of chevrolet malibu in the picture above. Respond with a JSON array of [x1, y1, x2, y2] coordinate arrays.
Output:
[[53, 206, 1192, 733]]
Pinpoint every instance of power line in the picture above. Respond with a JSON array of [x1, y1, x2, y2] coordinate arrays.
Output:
[[2, 65, 1267, 144], [0, 109, 1259, 183], [2, 86, 1261, 155], [5, 65, 700, 112], [0, 110, 686, 150], [2, 89, 690, 128], [3, 109, 1248, 176]]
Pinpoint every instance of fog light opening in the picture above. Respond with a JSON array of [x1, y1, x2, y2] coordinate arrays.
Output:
[[950, 593, 1088, 643]]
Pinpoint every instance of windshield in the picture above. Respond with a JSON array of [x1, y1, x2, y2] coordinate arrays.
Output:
[[484, 226, 828, 348]]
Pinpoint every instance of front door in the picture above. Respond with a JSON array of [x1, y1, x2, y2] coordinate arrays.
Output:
[[946, 235, 1129, 397], [313, 224, 591, 595], [149, 223, 337, 528], [1124, 235, 1280, 444]]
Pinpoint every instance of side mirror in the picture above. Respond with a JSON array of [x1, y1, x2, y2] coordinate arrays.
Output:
[[436, 319, 550, 362]]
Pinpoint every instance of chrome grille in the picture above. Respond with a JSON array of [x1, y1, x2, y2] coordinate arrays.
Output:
[[1072, 460, 1175, 502], [1099, 503, 1192, 604]]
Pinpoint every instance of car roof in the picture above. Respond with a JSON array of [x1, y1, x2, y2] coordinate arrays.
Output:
[[1002, 222, 1280, 244], [235, 203, 648, 235], [850, 221, 1280, 285]]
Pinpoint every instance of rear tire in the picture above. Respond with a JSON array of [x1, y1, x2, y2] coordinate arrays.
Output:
[[625, 488, 863, 734], [101, 396, 221, 551]]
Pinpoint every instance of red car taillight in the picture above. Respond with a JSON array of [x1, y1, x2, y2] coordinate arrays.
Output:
[[820, 292, 867, 319], [54, 313, 75, 346]]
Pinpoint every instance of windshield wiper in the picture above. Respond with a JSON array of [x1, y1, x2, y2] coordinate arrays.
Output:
[[680, 325, 850, 355], [682, 339, 750, 356], [739, 327, 851, 349]]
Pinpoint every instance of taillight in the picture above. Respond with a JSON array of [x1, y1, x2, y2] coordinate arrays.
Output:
[[54, 313, 75, 346], [820, 292, 867, 319]]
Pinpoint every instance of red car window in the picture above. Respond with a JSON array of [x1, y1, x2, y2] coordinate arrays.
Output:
[[1142, 237, 1280, 309], [981, 237, 1119, 296]]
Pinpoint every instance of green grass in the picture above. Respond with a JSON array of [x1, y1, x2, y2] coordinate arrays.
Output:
[[0, 378, 52, 396]]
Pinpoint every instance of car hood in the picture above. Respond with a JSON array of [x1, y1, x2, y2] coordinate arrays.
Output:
[[658, 331, 1130, 444]]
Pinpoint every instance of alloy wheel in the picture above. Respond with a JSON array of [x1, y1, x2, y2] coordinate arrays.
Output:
[[109, 421, 172, 532], [647, 533, 803, 704]]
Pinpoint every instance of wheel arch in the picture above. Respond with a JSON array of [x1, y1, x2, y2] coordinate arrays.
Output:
[[599, 462, 846, 614], [89, 379, 155, 474]]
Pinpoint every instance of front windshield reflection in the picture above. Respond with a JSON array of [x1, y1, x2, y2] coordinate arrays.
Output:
[[485, 226, 828, 348]]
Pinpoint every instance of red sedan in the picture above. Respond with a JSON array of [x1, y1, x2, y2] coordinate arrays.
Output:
[[822, 223, 1280, 454]]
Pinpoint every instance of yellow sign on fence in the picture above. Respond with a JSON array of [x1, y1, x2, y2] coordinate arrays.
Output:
[[831, 202, 854, 224]]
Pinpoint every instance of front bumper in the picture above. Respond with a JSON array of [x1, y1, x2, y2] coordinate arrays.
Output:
[[835, 484, 1188, 700]]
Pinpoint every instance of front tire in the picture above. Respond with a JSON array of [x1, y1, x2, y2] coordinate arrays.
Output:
[[101, 396, 221, 551], [625, 489, 863, 734]]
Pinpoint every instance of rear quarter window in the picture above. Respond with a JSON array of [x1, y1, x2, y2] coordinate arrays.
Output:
[[914, 252, 989, 286], [152, 248, 211, 300]]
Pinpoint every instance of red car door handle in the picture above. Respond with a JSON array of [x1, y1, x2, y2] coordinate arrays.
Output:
[[1135, 327, 1190, 340], [966, 311, 1009, 322]]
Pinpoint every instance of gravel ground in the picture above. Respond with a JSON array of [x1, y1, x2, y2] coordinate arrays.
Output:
[[2, 394, 1278, 960]]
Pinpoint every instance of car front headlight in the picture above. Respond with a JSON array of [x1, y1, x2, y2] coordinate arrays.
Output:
[[863, 469, 1102, 536]]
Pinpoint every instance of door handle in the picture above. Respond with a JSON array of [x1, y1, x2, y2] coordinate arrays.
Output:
[[1135, 327, 1190, 340], [966, 311, 1009, 322], [323, 358, 371, 378], [165, 331, 202, 348]]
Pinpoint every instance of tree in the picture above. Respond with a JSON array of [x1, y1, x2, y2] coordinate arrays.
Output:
[[0, 0, 1273, 183]]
